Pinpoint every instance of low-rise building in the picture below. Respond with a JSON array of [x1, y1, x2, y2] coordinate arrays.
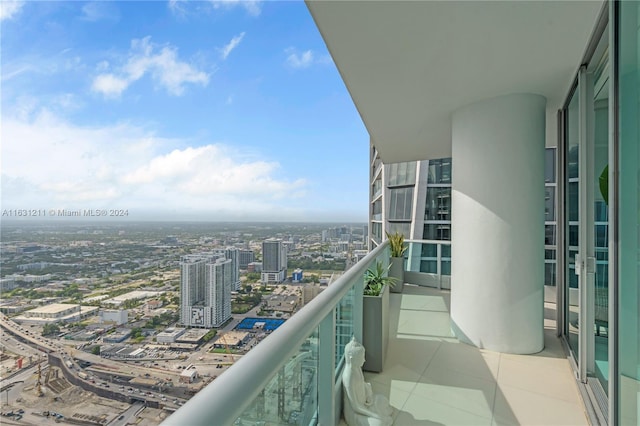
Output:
[[100, 309, 128, 325], [180, 368, 198, 383], [103, 328, 132, 343], [213, 331, 250, 349], [156, 328, 186, 344], [175, 328, 208, 345], [13, 303, 98, 325]]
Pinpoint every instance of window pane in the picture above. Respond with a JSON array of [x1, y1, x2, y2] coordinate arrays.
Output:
[[428, 158, 452, 184], [423, 224, 451, 241], [389, 188, 413, 221], [421, 243, 437, 257], [425, 187, 452, 221], [544, 262, 556, 286], [420, 260, 437, 274], [568, 181, 579, 221], [545, 148, 556, 183], [545, 225, 556, 246], [388, 222, 410, 238], [441, 260, 451, 276], [545, 187, 556, 221]]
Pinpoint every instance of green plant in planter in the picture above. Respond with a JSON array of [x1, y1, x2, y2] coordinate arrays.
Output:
[[364, 261, 397, 296], [385, 231, 407, 258]]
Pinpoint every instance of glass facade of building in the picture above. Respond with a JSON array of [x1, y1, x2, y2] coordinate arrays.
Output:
[[617, 2, 639, 423]]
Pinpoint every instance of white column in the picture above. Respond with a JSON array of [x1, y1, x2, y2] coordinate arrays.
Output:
[[451, 93, 545, 354]]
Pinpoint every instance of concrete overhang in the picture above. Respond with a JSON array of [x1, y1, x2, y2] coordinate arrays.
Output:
[[306, 1, 605, 163]]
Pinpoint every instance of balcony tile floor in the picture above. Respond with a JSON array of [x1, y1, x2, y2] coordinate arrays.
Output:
[[356, 285, 589, 425]]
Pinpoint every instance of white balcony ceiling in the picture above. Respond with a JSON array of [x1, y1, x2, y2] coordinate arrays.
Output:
[[306, 1, 604, 163]]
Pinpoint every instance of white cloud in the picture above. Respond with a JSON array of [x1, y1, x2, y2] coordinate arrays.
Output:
[[288, 50, 313, 68], [92, 36, 209, 97], [285, 48, 333, 69], [0, 1, 24, 21], [81, 2, 120, 22], [92, 74, 129, 97], [1, 110, 306, 217], [220, 32, 245, 60], [168, 0, 188, 18], [210, 0, 262, 17]]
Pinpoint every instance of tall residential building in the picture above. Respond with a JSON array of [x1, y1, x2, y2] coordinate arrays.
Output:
[[238, 249, 255, 270], [370, 152, 453, 247], [180, 253, 232, 328], [213, 248, 241, 291], [261, 239, 287, 284]]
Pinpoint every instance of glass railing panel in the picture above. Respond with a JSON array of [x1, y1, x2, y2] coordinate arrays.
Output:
[[334, 247, 387, 376], [335, 285, 354, 369], [234, 327, 319, 426]]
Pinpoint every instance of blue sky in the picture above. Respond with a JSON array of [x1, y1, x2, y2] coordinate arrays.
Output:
[[1, 0, 369, 222]]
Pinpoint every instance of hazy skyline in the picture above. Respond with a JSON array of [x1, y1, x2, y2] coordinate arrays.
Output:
[[1, 0, 369, 222]]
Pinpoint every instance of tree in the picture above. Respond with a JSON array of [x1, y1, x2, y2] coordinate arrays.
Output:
[[91, 345, 101, 355], [202, 329, 217, 342], [42, 323, 60, 336]]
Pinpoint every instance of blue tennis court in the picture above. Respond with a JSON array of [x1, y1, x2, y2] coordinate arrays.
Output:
[[235, 317, 285, 331]]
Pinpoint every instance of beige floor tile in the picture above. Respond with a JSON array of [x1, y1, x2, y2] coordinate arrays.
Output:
[[399, 293, 450, 312], [395, 393, 492, 425], [369, 380, 413, 412], [500, 332, 572, 374], [365, 362, 422, 394], [395, 310, 453, 339], [493, 384, 589, 425], [428, 341, 501, 382], [415, 365, 497, 419], [497, 357, 581, 404], [385, 338, 441, 373]]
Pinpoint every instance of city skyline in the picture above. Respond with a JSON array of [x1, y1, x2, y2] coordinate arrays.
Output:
[[1, 1, 369, 223]]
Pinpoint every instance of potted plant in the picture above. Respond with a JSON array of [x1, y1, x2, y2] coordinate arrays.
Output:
[[362, 261, 396, 372], [386, 231, 406, 293]]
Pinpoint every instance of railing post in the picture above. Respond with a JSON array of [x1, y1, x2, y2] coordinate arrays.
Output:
[[437, 243, 442, 290], [318, 311, 336, 426]]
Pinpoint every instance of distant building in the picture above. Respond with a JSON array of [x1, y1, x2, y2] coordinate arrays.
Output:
[[180, 253, 232, 328], [261, 239, 287, 284], [180, 368, 198, 383], [213, 248, 241, 291], [238, 250, 255, 269], [100, 309, 128, 325], [162, 236, 179, 245], [176, 328, 209, 345], [156, 327, 186, 344], [247, 262, 262, 273], [0, 278, 17, 291], [13, 303, 98, 325], [213, 331, 250, 349], [292, 269, 303, 283], [103, 328, 132, 344], [145, 299, 163, 311], [104, 290, 163, 307], [301, 285, 325, 306]]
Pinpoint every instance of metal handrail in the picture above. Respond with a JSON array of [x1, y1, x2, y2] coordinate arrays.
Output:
[[162, 241, 389, 425]]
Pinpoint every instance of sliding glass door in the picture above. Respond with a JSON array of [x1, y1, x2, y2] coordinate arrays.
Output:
[[562, 18, 611, 417]]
